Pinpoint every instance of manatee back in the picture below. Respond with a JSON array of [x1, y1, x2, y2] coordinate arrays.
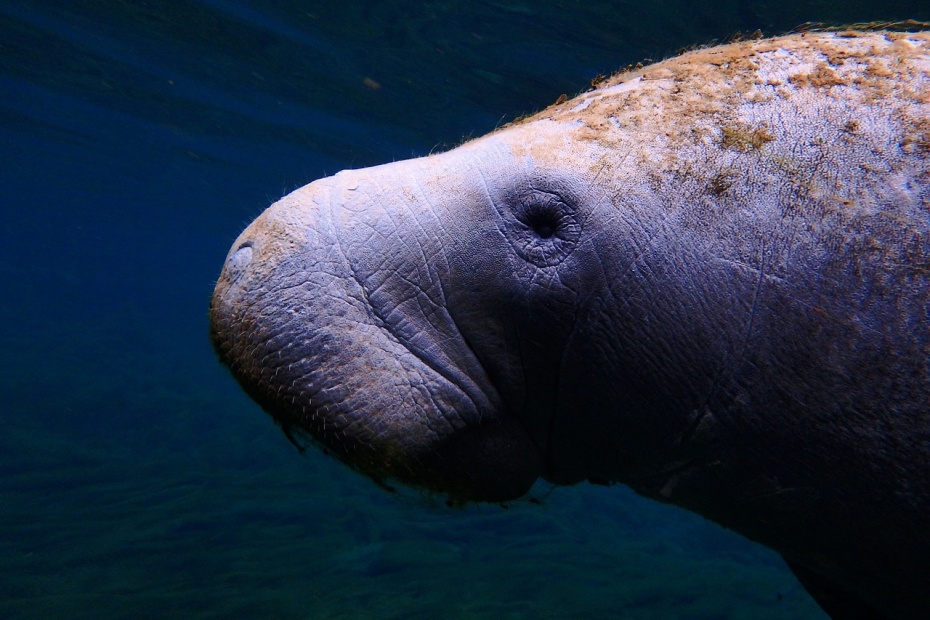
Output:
[[534, 31, 930, 617]]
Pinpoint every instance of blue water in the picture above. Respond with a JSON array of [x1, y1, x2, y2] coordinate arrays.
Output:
[[3, 2, 927, 618]]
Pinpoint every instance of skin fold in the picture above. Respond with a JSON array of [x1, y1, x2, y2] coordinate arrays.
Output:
[[211, 31, 930, 619]]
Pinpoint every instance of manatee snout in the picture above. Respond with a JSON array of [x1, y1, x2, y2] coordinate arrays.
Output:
[[210, 176, 542, 502]]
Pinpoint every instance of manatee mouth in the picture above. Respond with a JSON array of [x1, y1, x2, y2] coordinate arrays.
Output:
[[211, 326, 543, 503], [210, 232, 541, 503]]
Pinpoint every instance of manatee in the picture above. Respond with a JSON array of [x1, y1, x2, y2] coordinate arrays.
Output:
[[211, 31, 930, 619]]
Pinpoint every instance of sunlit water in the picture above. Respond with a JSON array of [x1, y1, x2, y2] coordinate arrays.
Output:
[[3, 1, 925, 617]]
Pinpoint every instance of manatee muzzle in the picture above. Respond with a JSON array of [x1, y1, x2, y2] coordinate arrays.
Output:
[[210, 205, 542, 503]]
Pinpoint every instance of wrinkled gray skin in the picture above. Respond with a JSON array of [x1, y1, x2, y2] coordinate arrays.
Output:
[[211, 32, 930, 619]]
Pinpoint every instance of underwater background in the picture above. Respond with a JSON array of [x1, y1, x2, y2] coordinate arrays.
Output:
[[3, 1, 929, 618]]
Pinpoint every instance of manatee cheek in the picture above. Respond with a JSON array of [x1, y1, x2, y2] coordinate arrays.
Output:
[[424, 416, 542, 503]]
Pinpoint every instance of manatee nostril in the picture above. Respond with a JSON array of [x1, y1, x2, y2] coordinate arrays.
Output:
[[225, 243, 253, 279], [231, 243, 253, 264]]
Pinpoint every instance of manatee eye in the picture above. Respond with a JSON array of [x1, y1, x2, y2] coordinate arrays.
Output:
[[523, 205, 559, 239], [505, 188, 581, 267]]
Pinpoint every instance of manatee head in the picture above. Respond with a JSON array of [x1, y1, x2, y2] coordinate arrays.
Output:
[[210, 120, 639, 502]]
